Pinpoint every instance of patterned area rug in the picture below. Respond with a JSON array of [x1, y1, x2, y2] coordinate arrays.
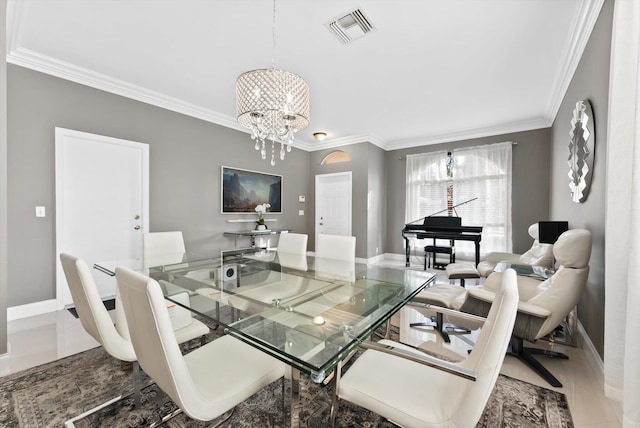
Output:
[[0, 326, 574, 428]]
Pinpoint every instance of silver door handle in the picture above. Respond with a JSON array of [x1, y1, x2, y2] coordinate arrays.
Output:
[[134, 225, 141, 230]]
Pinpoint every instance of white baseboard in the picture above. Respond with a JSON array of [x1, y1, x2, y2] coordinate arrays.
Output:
[[577, 319, 604, 389], [0, 345, 11, 376], [7, 299, 57, 321], [383, 252, 405, 262], [364, 254, 386, 264]]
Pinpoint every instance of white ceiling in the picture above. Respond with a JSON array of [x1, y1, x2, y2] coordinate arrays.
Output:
[[6, 0, 604, 152]]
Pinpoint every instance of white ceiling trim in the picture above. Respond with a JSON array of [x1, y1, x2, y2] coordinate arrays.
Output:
[[383, 118, 552, 151], [7, 46, 242, 132], [6, 0, 605, 153], [543, 0, 605, 124]]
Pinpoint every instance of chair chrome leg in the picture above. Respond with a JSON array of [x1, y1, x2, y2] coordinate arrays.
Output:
[[132, 361, 141, 408]]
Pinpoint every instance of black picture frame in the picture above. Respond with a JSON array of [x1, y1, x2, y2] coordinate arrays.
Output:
[[221, 166, 282, 214]]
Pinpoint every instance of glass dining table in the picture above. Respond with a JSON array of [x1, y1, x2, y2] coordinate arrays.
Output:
[[95, 248, 435, 427]]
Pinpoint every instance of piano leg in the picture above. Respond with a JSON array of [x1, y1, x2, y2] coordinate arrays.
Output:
[[405, 238, 411, 267]]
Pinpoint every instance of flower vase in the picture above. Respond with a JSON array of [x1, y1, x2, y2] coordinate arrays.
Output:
[[256, 224, 267, 231]]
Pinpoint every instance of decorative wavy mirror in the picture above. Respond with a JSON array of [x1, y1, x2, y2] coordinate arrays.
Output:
[[568, 100, 594, 203]]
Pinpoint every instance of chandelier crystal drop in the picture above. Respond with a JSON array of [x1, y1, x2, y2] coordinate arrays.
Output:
[[235, 0, 310, 166]]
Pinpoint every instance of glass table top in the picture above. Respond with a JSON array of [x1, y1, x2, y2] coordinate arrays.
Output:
[[494, 262, 554, 280], [95, 248, 435, 383]]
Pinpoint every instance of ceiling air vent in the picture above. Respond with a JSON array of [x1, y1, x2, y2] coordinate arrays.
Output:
[[325, 8, 376, 45]]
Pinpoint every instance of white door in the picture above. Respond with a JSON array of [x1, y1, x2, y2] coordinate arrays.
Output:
[[315, 172, 352, 246], [55, 128, 149, 309]]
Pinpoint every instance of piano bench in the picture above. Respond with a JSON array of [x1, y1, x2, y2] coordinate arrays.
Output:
[[424, 245, 455, 270], [445, 263, 480, 287]]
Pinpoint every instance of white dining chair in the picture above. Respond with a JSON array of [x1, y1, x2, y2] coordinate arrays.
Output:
[[143, 231, 186, 267], [277, 232, 308, 254], [115, 266, 286, 424], [59, 253, 210, 425], [331, 269, 519, 428], [316, 234, 356, 261]]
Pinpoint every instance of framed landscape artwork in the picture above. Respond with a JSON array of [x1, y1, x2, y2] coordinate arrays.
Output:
[[221, 166, 282, 213]]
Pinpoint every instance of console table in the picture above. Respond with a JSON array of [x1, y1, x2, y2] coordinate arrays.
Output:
[[224, 229, 292, 249]]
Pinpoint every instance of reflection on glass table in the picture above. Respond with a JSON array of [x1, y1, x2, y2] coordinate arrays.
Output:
[[493, 262, 554, 280], [93, 251, 220, 276]]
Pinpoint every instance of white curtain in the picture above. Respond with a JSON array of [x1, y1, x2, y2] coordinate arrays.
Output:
[[405, 142, 512, 260], [604, 1, 640, 427], [405, 150, 449, 224], [454, 142, 512, 256]]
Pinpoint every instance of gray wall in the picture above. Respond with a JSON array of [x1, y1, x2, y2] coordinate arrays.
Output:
[[1, 0, 9, 355], [368, 144, 387, 258], [308, 142, 373, 258], [5, 0, 614, 361], [549, 0, 613, 359], [7, 65, 311, 306], [385, 128, 552, 258]]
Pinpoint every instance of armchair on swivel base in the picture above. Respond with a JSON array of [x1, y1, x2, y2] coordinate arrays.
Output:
[[460, 229, 592, 388], [507, 336, 568, 388]]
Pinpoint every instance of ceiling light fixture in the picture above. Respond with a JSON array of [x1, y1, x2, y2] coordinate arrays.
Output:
[[313, 132, 327, 142], [236, 0, 310, 166]]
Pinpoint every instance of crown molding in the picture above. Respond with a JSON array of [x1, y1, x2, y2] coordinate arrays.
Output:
[[7, 47, 244, 132], [298, 133, 386, 152], [6, 0, 603, 154], [382, 117, 551, 151], [544, 0, 605, 123]]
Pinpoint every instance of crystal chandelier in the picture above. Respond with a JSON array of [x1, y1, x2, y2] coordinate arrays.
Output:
[[236, 0, 310, 166]]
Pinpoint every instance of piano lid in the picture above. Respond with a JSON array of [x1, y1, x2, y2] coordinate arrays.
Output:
[[423, 216, 461, 228]]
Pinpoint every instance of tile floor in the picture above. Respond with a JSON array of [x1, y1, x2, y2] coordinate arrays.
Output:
[[3, 260, 622, 428]]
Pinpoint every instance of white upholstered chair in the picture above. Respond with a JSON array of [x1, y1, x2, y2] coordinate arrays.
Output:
[[276, 233, 309, 270], [115, 266, 286, 424], [143, 231, 186, 267], [316, 234, 356, 261], [331, 269, 519, 428], [277, 232, 308, 254], [476, 223, 554, 277], [460, 229, 591, 387], [59, 253, 209, 423]]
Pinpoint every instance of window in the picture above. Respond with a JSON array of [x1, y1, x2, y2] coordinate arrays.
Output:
[[406, 142, 512, 260]]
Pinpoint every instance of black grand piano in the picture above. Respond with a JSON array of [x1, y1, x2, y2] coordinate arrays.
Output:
[[402, 215, 483, 268]]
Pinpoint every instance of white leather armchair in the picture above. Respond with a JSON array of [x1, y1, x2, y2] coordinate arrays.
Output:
[[331, 269, 519, 428], [460, 229, 591, 387], [476, 223, 554, 277], [59, 253, 210, 424], [115, 267, 285, 424]]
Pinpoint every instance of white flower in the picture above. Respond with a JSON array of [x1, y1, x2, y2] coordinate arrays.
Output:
[[254, 203, 271, 214]]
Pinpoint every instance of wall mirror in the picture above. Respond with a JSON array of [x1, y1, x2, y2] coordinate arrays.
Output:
[[568, 99, 595, 203]]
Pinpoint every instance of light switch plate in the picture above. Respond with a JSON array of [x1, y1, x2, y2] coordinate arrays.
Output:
[[298, 195, 305, 203], [298, 210, 304, 216], [35, 206, 46, 217]]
